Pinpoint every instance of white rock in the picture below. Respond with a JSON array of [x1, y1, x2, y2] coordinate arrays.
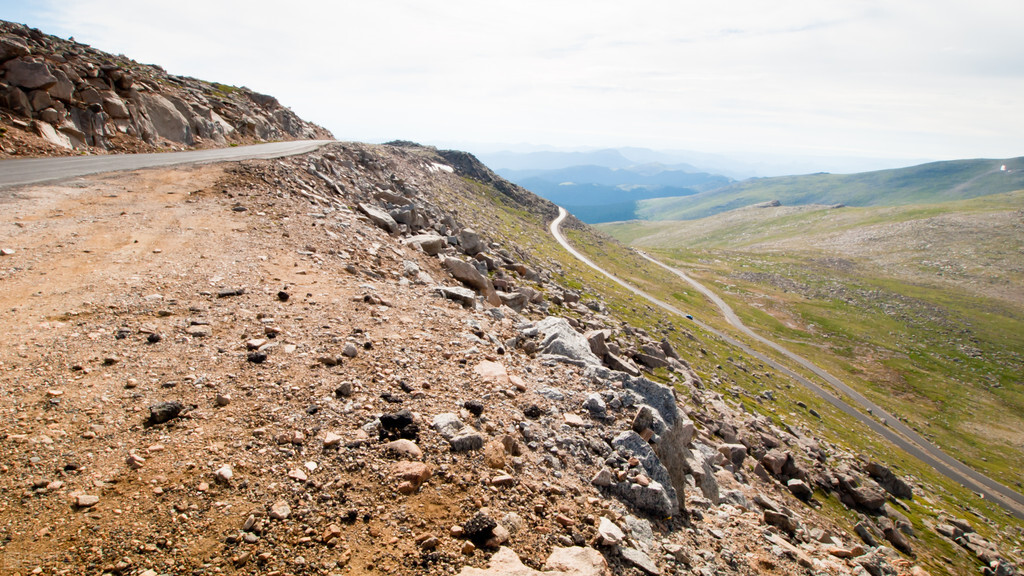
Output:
[[597, 517, 625, 546], [215, 465, 233, 483]]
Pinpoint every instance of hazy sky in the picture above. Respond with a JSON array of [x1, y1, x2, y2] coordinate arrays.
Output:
[[5, 1, 1023, 163]]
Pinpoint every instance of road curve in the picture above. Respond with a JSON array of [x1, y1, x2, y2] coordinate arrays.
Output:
[[550, 206, 1024, 520], [0, 140, 335, 189]]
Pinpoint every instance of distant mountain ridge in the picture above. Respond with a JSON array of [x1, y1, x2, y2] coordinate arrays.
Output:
[[635, 156, 1024, 221], [486, 157, 732, 223]]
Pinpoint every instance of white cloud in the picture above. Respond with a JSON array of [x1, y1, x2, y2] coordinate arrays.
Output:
[[16, 0, 1024, 161]]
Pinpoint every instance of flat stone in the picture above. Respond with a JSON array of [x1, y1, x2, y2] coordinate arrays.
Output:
[[75, 494, 100, 508], [491, 474, 516, 487], [402, 234, 446, 255], [358, 203, 398, 233], [787, 478, 813, 500], [186, 324, 212, 337], [764, 510, 797, 534], [268, 500, 291, 520], [474, 360, 510, 385], [563, 413, 585, 427], [449, 428, 484, 452], [620, 547, 660, 575], [597, 517, 625, 546], [323, 432, 343, 447]]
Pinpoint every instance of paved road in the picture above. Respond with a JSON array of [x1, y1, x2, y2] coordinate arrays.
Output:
[[0, 140, 335, 189], [550, 207, 1024, 520]]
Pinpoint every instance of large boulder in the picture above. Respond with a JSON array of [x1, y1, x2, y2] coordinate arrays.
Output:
[[139, 93, 194, 144], [102, 93, 130, 119], [2, 86, 32, 117], [358, 202, 399, 233], [402, 234, 446, 255], [865, 462, 913, 499], [3, 59, 57, 90], [532, 317, 602, 366], [684, 444, 720, 504], [609, 431, 679, 518], [458, 227, 485, 255], [443, 257, 500, 306], [48, 70, 75, 101], [0, 37, 31, 62], [33, 120, 71, 149]]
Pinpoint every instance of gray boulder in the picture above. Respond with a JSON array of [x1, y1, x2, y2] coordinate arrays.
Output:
[[496, 290, 528, 312], [459, 228, 485, 255], [3, 59, 57, 90], [102, 94, 130, 119], [140, 93, 194, 144], [432, 412, 483, 452], [358, 202, 399, 233], [442, 257, 500, 306], [402, 234, 446, 255], [684, 443, 719, 504], [0, 37, 30, 62], [533, 317, 602, 366], [432, 413, 465, 438], [436, 286, 477, 307], [609, 431, 679, 517], [865, 461, 913, 499]]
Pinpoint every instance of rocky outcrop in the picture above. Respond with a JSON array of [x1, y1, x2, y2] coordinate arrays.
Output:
[[0, 19, 331, 155]]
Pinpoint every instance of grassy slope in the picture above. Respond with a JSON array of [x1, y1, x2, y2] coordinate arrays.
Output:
[[635, 156, 1024, 221], [452, 167, 1024, 575], [598, 191, 1024, 506]]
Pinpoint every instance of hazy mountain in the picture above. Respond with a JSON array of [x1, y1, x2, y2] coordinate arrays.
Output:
[[636, 156, 1024, 221], [474, 146, 931, 179]]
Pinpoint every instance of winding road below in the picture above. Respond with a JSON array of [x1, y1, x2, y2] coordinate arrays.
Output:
[[550, 206, 1024, 520], [0, 140, 335, 189]]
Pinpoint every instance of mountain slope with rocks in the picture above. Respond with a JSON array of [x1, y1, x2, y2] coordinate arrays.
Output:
[[0, 19, 332, 158], [2, 142, 1020, 576]]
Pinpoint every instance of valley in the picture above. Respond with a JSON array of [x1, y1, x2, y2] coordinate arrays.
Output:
[[600, 193, 1024, 512]]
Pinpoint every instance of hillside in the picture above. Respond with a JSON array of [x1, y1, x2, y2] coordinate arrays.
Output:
[[0, 19, 332, 158], [634, 157, 1024, 221], [600, 193, 1024, 520], [0, 142, 1021, 576]]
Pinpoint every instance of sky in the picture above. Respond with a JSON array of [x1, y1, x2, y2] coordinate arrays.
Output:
[[4, 0, 1023, 168]]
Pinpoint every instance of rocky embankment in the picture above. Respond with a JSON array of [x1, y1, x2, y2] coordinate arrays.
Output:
[[0, 143, 1020, 576], [0, 19, 331, 157]]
